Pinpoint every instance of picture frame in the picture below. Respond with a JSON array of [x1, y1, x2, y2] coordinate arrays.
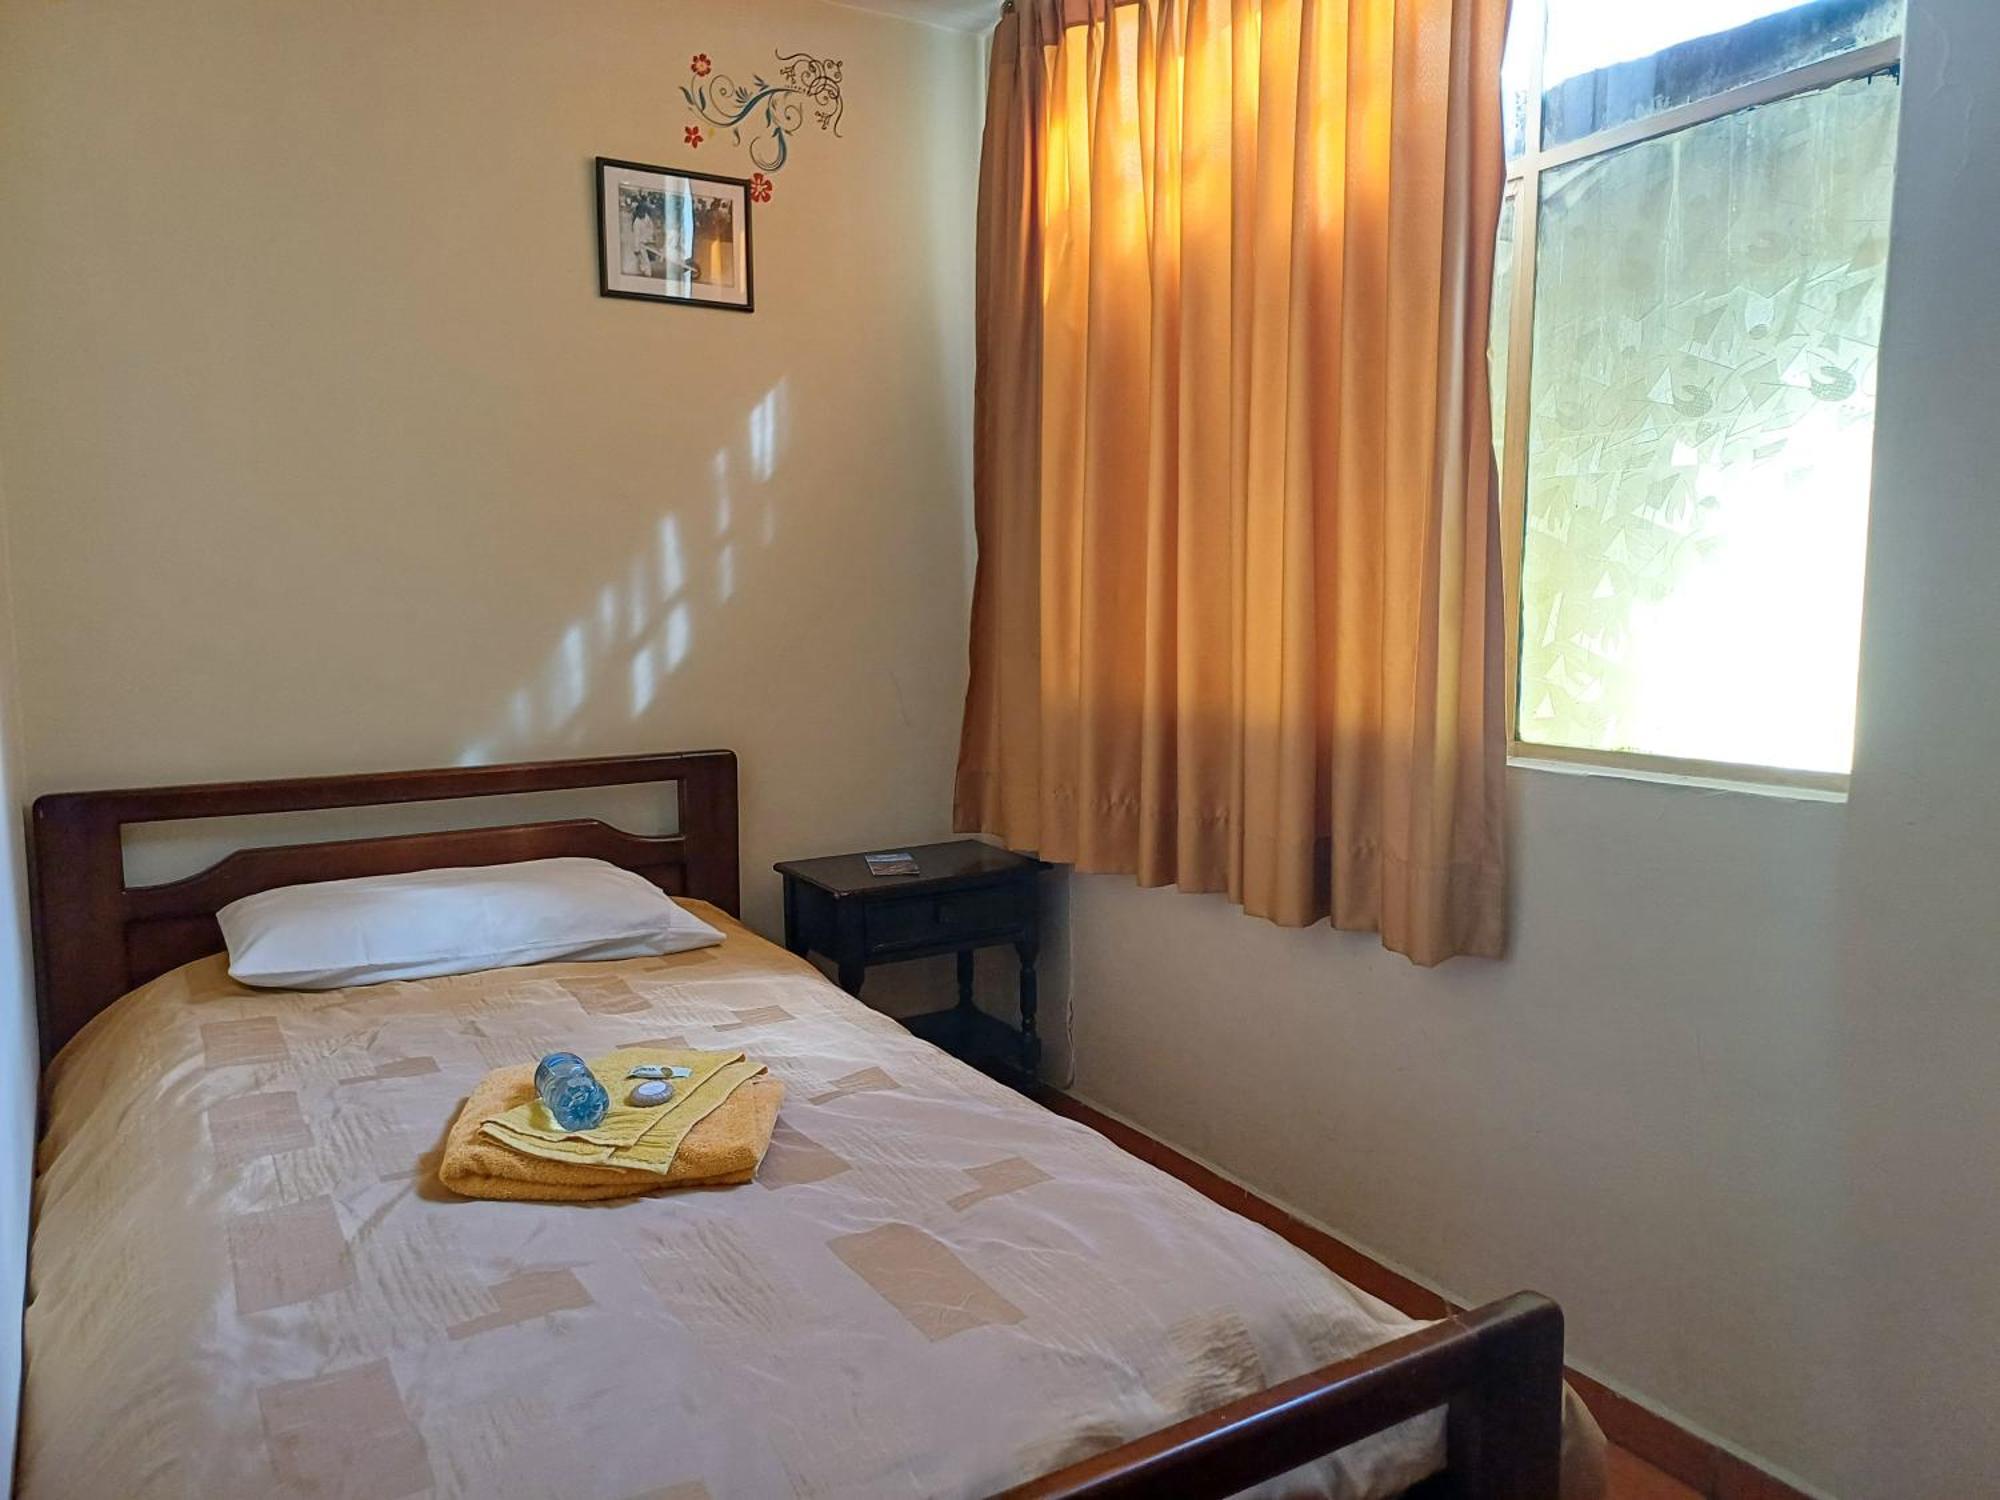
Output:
[[596, 156, 755, 313]]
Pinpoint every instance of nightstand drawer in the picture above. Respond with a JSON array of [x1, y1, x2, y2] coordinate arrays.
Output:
[[865, 885, 1026, 955]]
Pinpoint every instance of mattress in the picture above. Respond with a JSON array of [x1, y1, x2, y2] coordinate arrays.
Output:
[[21, 904, 1568, 1498]]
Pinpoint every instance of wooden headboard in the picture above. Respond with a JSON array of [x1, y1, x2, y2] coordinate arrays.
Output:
[[29, 749, 739, 1065]]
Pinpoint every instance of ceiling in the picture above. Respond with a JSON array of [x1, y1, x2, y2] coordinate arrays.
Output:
[[824, 0, 1000, 33]]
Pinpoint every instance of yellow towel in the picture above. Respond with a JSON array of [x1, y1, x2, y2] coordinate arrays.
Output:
[[439, 1055, 782, 1203], [481, 1047, 750, 1171]]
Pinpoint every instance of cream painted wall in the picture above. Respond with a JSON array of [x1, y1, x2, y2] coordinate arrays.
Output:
[[0, 0, 982, 937], [829, 0, 999, 31], [1062, 3, 2000, 1495]]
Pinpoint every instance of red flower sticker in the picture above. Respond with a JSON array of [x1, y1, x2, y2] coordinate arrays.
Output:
[[691, 53, 712, 77], [684, 125, 703, 148], [750, 172, 774, 203]]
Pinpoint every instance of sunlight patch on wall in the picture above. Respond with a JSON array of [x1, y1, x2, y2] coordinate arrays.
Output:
[[625, 555, 649, 639], [630, 641, 660, 716], [658, 515, 687, 596], [749, 379, 789, 481], [545, 621, 590, 729], [454, 376, 792, 767], [664, 602, 693, 671], [596, 582, 620, 648]]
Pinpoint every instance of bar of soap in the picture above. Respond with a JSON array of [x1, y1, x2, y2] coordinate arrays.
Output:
[[629, 1080, 674, 1107]]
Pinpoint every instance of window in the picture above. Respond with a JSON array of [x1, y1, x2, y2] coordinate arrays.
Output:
[[1494, 0, 1904, 787]]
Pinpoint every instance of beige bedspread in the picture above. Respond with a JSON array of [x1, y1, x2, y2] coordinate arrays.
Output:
[[22, 906, 1593, 1499]]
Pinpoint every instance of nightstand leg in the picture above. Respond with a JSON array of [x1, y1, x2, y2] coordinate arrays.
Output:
[[955, 949, 974, 1012], [833, 903, 867, 998], [781, 879, 806, 957], [1015, 938, 1040, 1075]]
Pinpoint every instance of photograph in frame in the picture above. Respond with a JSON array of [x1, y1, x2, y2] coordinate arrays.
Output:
[[597, 156, 754, 312]]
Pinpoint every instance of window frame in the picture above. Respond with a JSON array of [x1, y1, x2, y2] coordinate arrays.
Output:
[[1496, 16, 1905, 796]]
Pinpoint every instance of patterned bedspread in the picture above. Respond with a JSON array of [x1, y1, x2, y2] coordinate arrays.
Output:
[[23, 904, 1452, 1499]]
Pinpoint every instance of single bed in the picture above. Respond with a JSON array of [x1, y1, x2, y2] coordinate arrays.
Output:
[[22, 750, 1601, 1499]]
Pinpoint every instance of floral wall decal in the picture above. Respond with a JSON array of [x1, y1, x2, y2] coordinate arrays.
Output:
[[681, 50, 846, 183]]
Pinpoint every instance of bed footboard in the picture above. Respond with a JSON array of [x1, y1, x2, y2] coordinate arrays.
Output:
[[997, 1291, 1564, 1500]]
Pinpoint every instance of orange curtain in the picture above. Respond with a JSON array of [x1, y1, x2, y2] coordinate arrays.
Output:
[[957, 0, 1510, 964]]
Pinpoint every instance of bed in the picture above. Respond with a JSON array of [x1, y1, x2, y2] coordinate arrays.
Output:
[[22, 750, 1601, 1499]]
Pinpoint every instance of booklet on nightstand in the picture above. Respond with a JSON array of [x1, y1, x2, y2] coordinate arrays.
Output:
[[863, 851, 920, 877]]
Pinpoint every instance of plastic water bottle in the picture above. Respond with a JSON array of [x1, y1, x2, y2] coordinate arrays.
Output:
[[534, 1052, 610, 1131]]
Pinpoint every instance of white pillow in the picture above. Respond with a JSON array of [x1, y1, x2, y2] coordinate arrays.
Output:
[[217, 857, 724, 990]]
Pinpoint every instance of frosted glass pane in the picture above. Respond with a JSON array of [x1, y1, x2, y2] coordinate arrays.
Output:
[[1518, 74, 1900, 773], [1502, 0, 1542, 160], [1542, 0, 1901, 148], [1489, 191, 1517, 463]]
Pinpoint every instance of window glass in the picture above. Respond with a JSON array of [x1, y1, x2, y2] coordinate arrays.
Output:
[[1517, 74, 1900, 773], [1541, 0, 1901, 148], [1489, 190, 1518, 462], [1502, 0, 1542, 161]]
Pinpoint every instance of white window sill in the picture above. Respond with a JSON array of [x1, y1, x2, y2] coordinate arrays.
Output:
[[1506, 753, 1849, 805]]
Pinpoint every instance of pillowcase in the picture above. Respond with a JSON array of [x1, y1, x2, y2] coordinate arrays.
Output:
[[217, 856, 725, 990]]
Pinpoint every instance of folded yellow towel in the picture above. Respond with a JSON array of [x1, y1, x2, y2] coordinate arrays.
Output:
[[481, 1047, 755, 1173], [439, 1053, 782, 1203]]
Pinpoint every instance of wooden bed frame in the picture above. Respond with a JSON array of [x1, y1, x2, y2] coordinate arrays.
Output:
[[29, 749, 742, 1064], [27, 749, 1566, 1500]]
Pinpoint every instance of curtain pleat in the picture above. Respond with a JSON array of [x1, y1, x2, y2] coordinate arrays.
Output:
[[956, 0, 1509, 964]]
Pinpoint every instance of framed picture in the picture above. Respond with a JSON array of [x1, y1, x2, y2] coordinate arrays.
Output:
[[596, 156, 754, 312]]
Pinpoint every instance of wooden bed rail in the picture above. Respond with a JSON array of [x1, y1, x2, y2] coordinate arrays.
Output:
[[997, 1292, 1564, 1500]]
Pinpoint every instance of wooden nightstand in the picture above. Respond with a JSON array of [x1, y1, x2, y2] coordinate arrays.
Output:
[[774, 839, 1045, 1081]]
